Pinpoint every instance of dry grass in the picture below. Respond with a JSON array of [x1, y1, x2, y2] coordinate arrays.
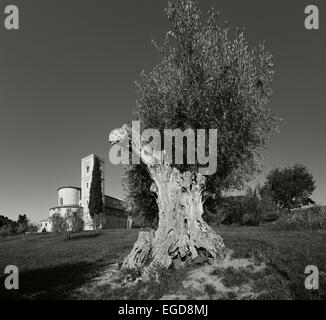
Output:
[[0, 229, 138, 299], [268, 206, 326, 231], [0, 226, 325, 300]]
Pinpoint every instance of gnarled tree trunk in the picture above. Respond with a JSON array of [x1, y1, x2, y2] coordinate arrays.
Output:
[[110, 125, 226, 280], [122, 164, 226, 279]]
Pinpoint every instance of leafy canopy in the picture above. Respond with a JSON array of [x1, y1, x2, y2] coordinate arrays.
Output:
[[50, 209, 84, 240], [263, 164, 316, 211], [124, 0, 281, 226]]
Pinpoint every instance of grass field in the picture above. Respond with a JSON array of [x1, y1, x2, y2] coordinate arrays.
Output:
[[0, 226, 325, 300]]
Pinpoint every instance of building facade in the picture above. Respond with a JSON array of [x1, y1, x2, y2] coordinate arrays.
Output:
[[38, 219, 52, 232], [38, 154, 128, 232], [103, 195, 132, 229]]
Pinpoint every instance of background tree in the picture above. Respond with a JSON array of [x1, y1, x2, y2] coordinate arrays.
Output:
[[89, 157, 103, 229], [263, 164, 316, 212], [123, 164, 158, 228], [0, 215, 19, 236], [212, 185, 279, 226], [124, 0, 281, 227], [26, 222, 38, 233], [17, 214, 29, 233], [0, 214, 34, 236], [50, 209, 84, 240], [17, 214, 28, 226], [0, 215, 16, 229]]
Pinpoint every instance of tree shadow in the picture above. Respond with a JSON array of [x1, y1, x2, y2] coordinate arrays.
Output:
[[0, 261, 101, 300], [70, 232, 103, 241]]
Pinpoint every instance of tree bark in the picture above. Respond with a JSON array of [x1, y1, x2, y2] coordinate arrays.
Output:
[[122, 229, 155, 270], [109, 125, 226, 280], [122, 164, 226, 279]]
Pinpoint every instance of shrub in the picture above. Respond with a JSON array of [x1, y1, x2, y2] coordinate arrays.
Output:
[[15, 223, 27, 234], [0, 224, 17, 237], [0, 215, 18, 235], [261, 211, 280, 223], [269, 205, 326, 231], [27, 223, 38, 233], [219, 192, 280, 226], [0, 225, 11, 237], [50, 208, 84, 240]]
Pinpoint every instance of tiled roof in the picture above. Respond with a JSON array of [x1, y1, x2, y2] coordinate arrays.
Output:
[[49, 205, 83, 210], [105, 196, 124, 211]]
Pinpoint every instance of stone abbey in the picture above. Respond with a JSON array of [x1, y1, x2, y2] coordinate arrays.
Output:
[[38, 154, 129, 232]]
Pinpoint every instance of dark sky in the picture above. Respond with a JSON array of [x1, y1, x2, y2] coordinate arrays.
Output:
[[0, 0, 325, 222]]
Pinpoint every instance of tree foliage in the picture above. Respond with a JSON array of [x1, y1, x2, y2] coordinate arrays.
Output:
[[263, 164, 316, 211], [0, 214, 31, 236], [17, 214, 28, 225], [124, 0, 281, 226], [123, 164, 158, 228], [0, 215, 16, 229], [89, 157, 103, 226], [217, 185, 279, 226], [27, 222, 38, 233], [50, 209, 84, 240], [17, 214, 28, 232]]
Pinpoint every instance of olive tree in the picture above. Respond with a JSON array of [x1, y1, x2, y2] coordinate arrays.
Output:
[[50, 208, 84, 240], [263, 164, 315, 212], [113, 0, 281, 278]]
